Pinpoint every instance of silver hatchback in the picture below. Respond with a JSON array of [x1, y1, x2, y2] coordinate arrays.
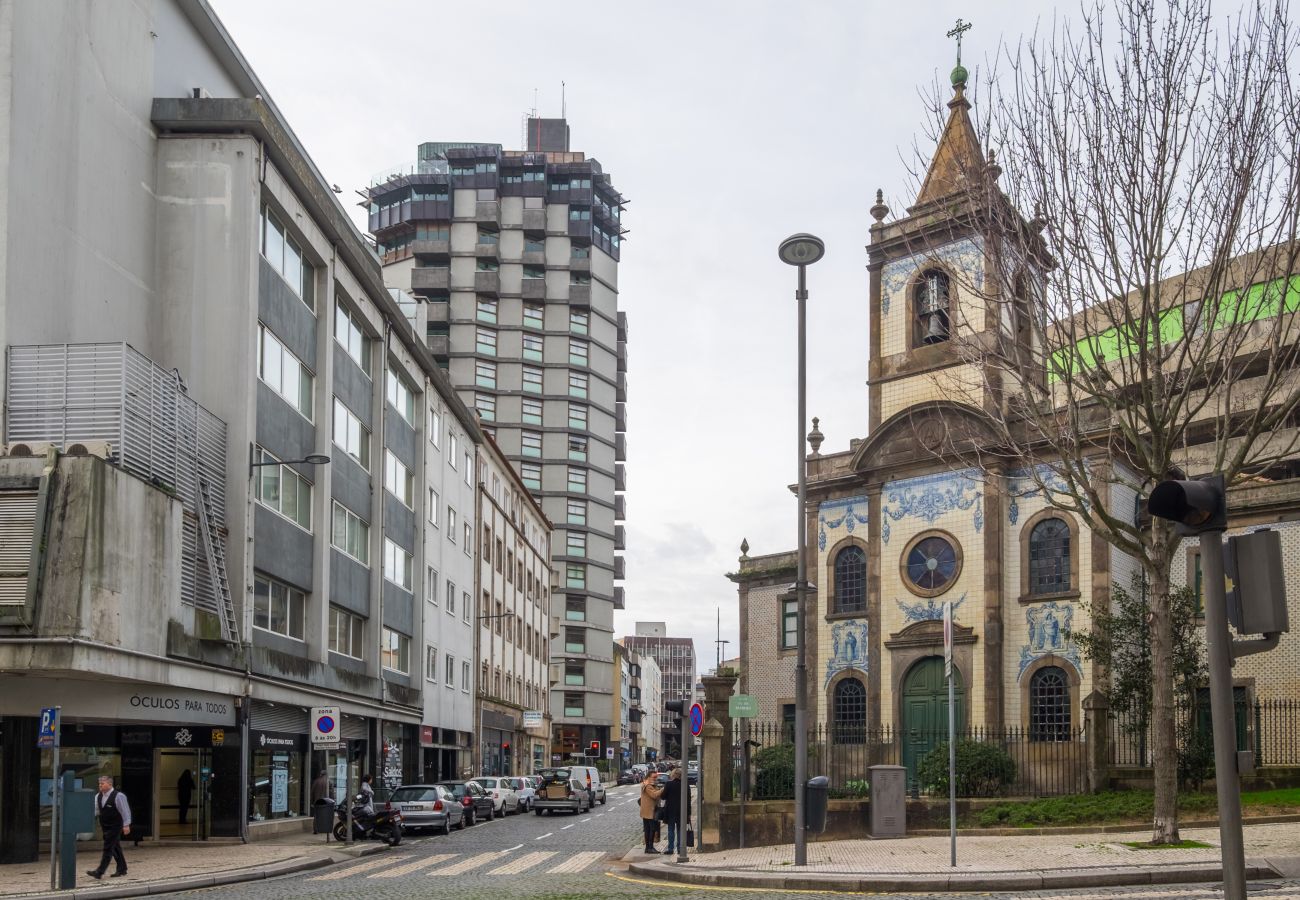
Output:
[[390, 784, 463, 834]]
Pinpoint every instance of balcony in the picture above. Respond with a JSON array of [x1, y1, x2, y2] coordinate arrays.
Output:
[[615, 402, 626, 432], [569, 257, 591, 274], [412, 239, 451, 259], [427, 334, 449, 357], [411, 267, 450, 293], [615, 494, 626, 522], [474, 271, 501, 296], [614, 555, 625, 580], [474, 201, 500, 227], [615, 463, 626, 491], [569, 284, 591, 307], [615, 432, 626, 462], [614, 524, 625, 550], [426, 302, 450, 324], [617, 340, 627, 374], [613, 585, 625, 609], [567, 219, 591, 240], [616, 370, 627, 403], [474, 243, 500, 260], [522, 278, 546, 300], [617, 311, 628, 342], [523, 209, 547, 233], [522, 250, 546, 266]]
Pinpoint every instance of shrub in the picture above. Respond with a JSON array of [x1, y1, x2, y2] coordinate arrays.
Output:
[[917, 739, 1017, 797], [751, 743, 821, 800], [829, 779, 870, 800]]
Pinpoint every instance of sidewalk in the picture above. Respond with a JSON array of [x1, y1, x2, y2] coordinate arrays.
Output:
[[0, 832, 382, 899], [626, 821, 1300, 893]]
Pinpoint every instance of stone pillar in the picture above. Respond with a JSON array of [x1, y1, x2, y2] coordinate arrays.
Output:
[[701, 718, 724, 851], [1083, 691, 1110, 794], [701, 674, 737, 801]]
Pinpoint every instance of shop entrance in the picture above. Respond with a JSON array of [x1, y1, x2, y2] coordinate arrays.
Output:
[[156, 749, 210, 840]]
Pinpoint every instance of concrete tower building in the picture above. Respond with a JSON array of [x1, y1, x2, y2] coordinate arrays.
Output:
[[366, 119, 627, 756]]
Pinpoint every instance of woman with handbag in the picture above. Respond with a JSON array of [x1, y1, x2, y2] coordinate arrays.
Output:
[[660, 768, 691, 855], [638, 776, 665, 853]]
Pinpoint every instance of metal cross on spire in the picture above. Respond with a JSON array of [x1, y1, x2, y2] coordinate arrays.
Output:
[[947, 18, 973, 66]]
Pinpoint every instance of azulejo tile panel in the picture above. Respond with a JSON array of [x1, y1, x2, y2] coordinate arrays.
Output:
[[1018, 600, 1081, 679], [880, 471, 983, 544], [896, 592, 965, 624], [879, 237, 985, 316], [1007, 465, 1090, 524], [818, 496, 869, 552], [824, 618, 869, 686]]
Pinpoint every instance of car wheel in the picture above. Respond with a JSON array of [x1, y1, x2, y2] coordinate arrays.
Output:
[[466, 809, 475, 826], [455, 812, 466, 830], [599, 795, 606, 805], [440, 817, 451, 836], [534, 807, 543, 816]]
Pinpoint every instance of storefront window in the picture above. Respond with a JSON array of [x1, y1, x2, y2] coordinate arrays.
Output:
[[250, 744, 303, 821], [381, 723, 417, 795]]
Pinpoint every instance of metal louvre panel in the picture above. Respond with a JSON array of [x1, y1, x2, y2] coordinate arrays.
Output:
[[0, 490, 37, 606], [342, 716, 368, 740], [251, 701, 308, 734]]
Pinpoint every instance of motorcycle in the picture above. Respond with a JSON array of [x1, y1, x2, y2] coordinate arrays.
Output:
[[333, 794, 403, 846]]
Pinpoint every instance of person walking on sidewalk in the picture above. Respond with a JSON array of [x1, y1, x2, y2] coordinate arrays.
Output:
[[87, 775, 131, 880], [638, 775, 665, 853], [661, 768, 691, 855]]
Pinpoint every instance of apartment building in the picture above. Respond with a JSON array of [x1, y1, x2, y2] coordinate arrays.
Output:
[[366, 123, 628, 756], [475, 433, 554, 775], [0, 0, 481, 857], [622, 623, 697, 755]]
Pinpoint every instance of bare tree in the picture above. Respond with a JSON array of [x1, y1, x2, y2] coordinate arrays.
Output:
[[902, 0, 1299, 843]]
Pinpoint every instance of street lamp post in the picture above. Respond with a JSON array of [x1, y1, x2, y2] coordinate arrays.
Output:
[[778, 233, 825, 868]]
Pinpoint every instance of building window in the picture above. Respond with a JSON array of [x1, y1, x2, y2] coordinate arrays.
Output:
[[1028, 517, 1071, 596], [258, 325, 314, 420], [332, 398, 370, 470], [449, 432, 459, 466], [446, 580, 456, 614], [426, 645, 438, 682], [383, 537, 413, 591], [568, 404, 588, 430], [566, 564, 585, 589], [521, 463, 542, 490], [567, 467, 587, 492], [1029, 666, 1071, 742], [569, 310, 589, 335], [330, 501, 369, 564], [475, 393, 496, 421], [464, 452, 473, 485], [381, 627, 410, 675], [428, 488, 439, 526], [464, 522, 472, 551], [833, 677, 866, 743], [334, 300, 371, 375], [565, 627, 585, 654], [566, 596, 586, 621], [463, 592, 471, 623], [261, 206, 314, 309], [568, 339, 588, 366], [476, 258, 499, 272], [524, 304, 544, 329], [385, 369, 415, 424], [329, 606, 364, 658], [523, 333, 544, 361], [427, 567, 438, 604], [568, 371, 588, 398], [477, 298, 498, 323], [253, 575, 305, 641], [781, 597, 798, 649], [446, 653, 456, 687], [567, 499, 586, 525], [832, 546, 866, 614], [429, 407, 442, 448], [564, 693, 585, 717], [463, 661, 471, 691], [476, 327, 498, 356], [522, 431, 542, 458], [253, 448, 313, 531], [913, 269, 951, 346], [522, 397, 543, 425], [475, 360, 497, 388], [523, 366, 543, 393], [902, 531, 961, 597], [448, 507, 458, 541], [568, 435, 587, 461], [384, 450, 414, 507], [571, 244, 590, 259], [523, 264, 546, 280], [567, 532, 586, 557], [565, 661, 585, 686]]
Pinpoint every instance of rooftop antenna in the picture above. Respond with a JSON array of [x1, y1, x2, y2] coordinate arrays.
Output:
[[714, 607, 730, 671], [561, 80, 566, 119]]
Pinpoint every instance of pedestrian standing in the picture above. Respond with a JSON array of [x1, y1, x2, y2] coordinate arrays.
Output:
[[310, 769, 329, 805], [87, 775, 131, 880], [661, 768, 691, 855], [177, 769, 195, 826], [638, 775, 664, 853]]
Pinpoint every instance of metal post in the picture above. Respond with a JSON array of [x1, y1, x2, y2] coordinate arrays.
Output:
[[948, 674, 956, 867], [794, 263, 809, 867], [49, 731, 59, 891], [1200, 530, 1246, 900], [740, 719, 749, 849], [345, 743, 354, 843], [677, 702, 689, 863]]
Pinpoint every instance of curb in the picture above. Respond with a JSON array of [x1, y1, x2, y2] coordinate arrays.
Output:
[[908, 813, 1300, 837], [5, 844, 394, 900], [625, 860, 1282, 893]]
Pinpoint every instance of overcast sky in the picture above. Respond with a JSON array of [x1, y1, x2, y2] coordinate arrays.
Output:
[[211, 0, 1042, 678]]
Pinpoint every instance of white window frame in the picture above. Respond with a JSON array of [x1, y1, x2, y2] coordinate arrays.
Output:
[[462, 660, 471, 692], [384, 449, 414, 507], [448, 507, 458, 542], [262, 206, 314, 310], [334, 299, 370, 376], [330, 501, 369, 565], [426, 645, 438, 682], [429, 407, 442, 448], [258, 325, 315, 421], [253, 447, 313, 532], [428, 488, 440, 526], [381, 627, 410, 675], [332, 397, 371, 470], [253, 574, 306, 641], [328, 605, 364, 659], [386, 368, 415, 424], [446, 653, 456, 688], [383, 537, 413, 591]]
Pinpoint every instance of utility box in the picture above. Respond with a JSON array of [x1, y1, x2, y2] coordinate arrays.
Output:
[[869, 765, 906, 838], [1223, 530, 1290, 635]]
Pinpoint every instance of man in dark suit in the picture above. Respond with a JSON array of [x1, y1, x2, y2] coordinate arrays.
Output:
[[87, 775, 131, 879]]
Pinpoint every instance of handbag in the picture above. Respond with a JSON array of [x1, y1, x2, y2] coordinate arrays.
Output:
[[686, 826, 695, 847]]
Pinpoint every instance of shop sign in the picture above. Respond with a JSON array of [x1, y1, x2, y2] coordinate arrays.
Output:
[[253, 730, 304, 752], [420, 725, 435, 747], [0, 681, 236, 726], [522, 710, 543, 730], [211, 728, 225, 746]]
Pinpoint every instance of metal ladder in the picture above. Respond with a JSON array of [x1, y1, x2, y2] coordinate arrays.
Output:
[[197, 475, 238, 643]]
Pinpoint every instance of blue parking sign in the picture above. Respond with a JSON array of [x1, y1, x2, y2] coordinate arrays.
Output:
[[37, 707, 59, 749]]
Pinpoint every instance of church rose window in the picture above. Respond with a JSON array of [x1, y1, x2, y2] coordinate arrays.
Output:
[[1029, 665, 1071, 742], [903, 532, 961, 596], [833, 677, 866, 744], [1029, 517, 1071, 595], [833, 546, 867, 614]]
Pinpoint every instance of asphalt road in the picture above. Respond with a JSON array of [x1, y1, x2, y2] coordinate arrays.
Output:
[[173, 785, 1300, 900]]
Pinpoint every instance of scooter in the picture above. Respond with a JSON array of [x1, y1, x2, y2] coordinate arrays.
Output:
[[333, 794, 403, 845]]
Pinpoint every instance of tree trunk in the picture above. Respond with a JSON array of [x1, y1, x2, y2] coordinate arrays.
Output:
[[1147, 527, 1179, 844]]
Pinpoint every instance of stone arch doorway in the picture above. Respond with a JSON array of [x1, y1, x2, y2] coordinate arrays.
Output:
[[900, 656, 964, 782]]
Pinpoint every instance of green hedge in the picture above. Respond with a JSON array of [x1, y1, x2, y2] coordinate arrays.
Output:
[[917, 740, 1017, 797]]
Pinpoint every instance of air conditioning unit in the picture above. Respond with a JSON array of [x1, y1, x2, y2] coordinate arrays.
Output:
[[65, 440, 114, 460], [6, 441, 57, 458]]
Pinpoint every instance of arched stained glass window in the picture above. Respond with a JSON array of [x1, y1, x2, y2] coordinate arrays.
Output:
[[1029, 518, 1071, 595]]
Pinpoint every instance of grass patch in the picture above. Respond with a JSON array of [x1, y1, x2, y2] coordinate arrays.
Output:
[[1122, 839, 1213, 850], [971, 788, 1300, 829]]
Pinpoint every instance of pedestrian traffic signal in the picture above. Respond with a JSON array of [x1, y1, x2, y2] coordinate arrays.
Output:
[[1148, 473, 1226, 535]]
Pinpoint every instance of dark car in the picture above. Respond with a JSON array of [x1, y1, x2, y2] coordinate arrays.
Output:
[[616, 769, 637, 785], [437, 780, 494, 826]]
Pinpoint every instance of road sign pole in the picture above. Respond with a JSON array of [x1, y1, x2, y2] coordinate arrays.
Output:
[[944, 602, 956, 868]]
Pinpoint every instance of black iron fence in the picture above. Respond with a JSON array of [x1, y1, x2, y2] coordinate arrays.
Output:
[[732, 720, 1088, 800], [1110, 698, 1300, 768]]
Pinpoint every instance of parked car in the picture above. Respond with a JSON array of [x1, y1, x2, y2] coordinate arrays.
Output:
[[686, 761, 699, 786], [532, 767, 592, 815], [437, 780, 494, 826], [509, 776, 537, 811], [472, 776, 520, 817], [616, 769, 638, 785], [389, 784, 463, 835], [570, 765, 607, 805]]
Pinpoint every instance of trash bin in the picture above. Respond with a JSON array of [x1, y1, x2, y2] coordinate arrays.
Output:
[[805, 775, 829, 835], [869, 764, 906, 838], [313, 797, 337, 836]]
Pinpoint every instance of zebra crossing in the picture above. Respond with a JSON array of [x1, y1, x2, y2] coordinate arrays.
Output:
[[308, 848, 613, 882]]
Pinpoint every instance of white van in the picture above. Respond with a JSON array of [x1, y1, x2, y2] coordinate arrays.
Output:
[[572, 765, 607, 805]]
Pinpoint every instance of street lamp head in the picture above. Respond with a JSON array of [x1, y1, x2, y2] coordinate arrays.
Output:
[[778, 233, 825, 267], [303, 454, 332, 466]]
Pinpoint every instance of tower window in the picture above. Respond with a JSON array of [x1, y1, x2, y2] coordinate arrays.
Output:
[[914, 269, 951, 346]]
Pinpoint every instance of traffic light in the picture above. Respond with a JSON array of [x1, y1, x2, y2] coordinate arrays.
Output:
[[1148, 473, 1226, 535], [665, 699, 686, 719], [586, 740, 601, 759]]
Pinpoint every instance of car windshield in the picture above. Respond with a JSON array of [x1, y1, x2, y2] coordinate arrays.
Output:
[[471, 778, 496, 788], [539, 768, 571, 781], [438, 783, 466, 797], [391, 787, 437, 802]]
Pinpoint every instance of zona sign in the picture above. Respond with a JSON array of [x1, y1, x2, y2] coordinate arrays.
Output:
[[689, 702, 705, 737]]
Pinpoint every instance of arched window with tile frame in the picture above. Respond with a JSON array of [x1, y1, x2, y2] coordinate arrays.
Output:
[[1019, 509, 1080, 601], [832, 676, 867, 744], [1028, 665, 1071, 742], [832, 545, 867, 615]]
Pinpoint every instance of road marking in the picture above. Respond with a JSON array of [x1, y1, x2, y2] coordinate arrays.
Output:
[[309, 856, 396, 881], [436, 850, 509, 876], [604, 871, 871, 894], [505, 843, 524, 852], [367, 854, 455, 879], [534, 832, 552, 840], [545, 850, 606, 873], [595, 812, 604, 817], [490, 850, 558, 875], [561, 823, 575, 829], [581, 817, 592, 823]]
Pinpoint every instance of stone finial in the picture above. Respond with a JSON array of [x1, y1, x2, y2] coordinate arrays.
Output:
[[1030, 202, 1047, 235], [807, 417, 824, 456], [740, 538, 750, 558], [985, 148, 1002, 183], [870, 189, 890, 224]]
